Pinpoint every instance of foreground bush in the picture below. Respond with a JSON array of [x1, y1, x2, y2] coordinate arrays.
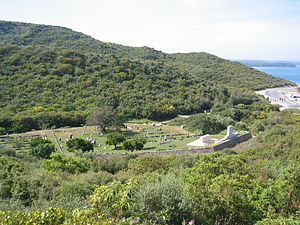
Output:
[[43, 153, 89, 174]]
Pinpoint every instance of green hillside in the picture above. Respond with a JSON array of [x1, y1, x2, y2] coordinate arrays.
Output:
[[1, 45, 271, 132], [169, 52, 292, 89], [0, 20, 295, 133], [0, 20, 294, 89], [0, 20, 167, 60]]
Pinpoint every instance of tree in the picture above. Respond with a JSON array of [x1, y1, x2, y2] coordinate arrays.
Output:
[[86, 107, 124, 133], [123, 136, 147, 151], [30, 143, 55, 159], [66, 138, 94, 152], [122, 140, 135, 151], [105, 132, 125, 149], [132, 136, 147, 150]]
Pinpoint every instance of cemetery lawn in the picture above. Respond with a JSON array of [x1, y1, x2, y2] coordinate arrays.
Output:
[[5, 122, 230, 154]]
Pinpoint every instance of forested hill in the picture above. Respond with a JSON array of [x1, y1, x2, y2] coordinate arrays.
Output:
[[168, 52, 291, 88], [0, 20, 294, 89], [0, 20, 166, 60], [0, 20, 295, 133]]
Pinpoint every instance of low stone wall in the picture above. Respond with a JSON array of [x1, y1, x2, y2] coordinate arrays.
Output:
[[212, 132, 252, 151], [95, 132, 252, 158]]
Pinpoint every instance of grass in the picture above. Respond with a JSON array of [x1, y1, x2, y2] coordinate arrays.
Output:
[[6, 123, 236, 154]]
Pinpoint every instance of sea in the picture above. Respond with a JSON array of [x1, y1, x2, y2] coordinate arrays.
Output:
[[253, 64, 300, 85]]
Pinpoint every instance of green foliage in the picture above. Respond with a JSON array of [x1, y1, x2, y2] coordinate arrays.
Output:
[[122, 136, 147, 151], [132, 136, 147, 150], [128, 155, 171, 174], [171, 113, 233, 134], [30, 137, 52, 147], [235, 121, 248, 131], [0, 21, 293, 135], [0, 127, 6, 135], [29, 137, 56, 159], [185, 153, 262, 224], [86, 107, 124, 133], [30, 143, 56, 159], [91, 156, 129, 174], [122, 139, 135, 151], [133, 174, 193, 224], [105, 132, 126, 149], [43, 153, 89, 174], [90, 180, 138, 218], [0, 145, 16, 157], [0, 208, 68, 225], [0, 156, 34, 206], [66, 138, 94, 152], [255, 217, 300, 225]]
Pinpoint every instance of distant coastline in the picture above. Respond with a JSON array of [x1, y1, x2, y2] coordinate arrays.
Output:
[[252, 65, 300, 84], [239, 60, 297, 68]]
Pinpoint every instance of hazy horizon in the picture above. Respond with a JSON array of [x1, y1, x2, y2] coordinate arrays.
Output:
[[1, 0, 300, 61]]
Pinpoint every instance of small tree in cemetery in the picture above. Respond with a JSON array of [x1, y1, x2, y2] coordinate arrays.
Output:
[[66, 138, 94, 152], [86, 106, 124, 133], [105, 132, 126, 149]]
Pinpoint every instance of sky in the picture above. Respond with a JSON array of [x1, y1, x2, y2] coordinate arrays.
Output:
[[1, 0, 300, 60]]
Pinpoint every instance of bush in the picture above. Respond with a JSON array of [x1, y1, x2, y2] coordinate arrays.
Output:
[[132, 136, 147, 150], [0, 145, 16, 157], [30, 143, 55, 159], [128, 155, 171, 174], [29, 137, 52, 148], [133, 174, 193, 225], [169, 113, 233, 134], [0, 127, 6, 135], [66, 138, 93, 152], [235, 121, 248, 131], [43, 153, 89, 174], [91, 156, 128, 174]]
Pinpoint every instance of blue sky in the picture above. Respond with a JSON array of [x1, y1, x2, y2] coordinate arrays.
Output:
[[1, 0, 300, 60]]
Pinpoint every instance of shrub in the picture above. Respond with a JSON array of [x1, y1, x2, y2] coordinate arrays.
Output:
[[30, 143, 55, 159], [29, 137, 52, 148], [235, 121, 248, 131], [133, 174, 193, 225], [0, 145, 16, 157], [128, 155, 170, 174], [66, 138, 93, 152], [0, 127, 6, 135], [43, 153, 89, 174], [91, 156, 128, 174]]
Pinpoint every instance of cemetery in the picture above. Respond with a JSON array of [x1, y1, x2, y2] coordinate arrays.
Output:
[[1, 121, 247, 154]]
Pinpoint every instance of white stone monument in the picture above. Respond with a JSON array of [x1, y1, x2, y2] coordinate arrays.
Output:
[[221, 125, 239, 141]]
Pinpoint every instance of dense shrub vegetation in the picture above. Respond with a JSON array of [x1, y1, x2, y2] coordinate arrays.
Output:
[[1, 111, 300, 224], [0, 20, 295, 134], [0, 20, 299, 224]]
